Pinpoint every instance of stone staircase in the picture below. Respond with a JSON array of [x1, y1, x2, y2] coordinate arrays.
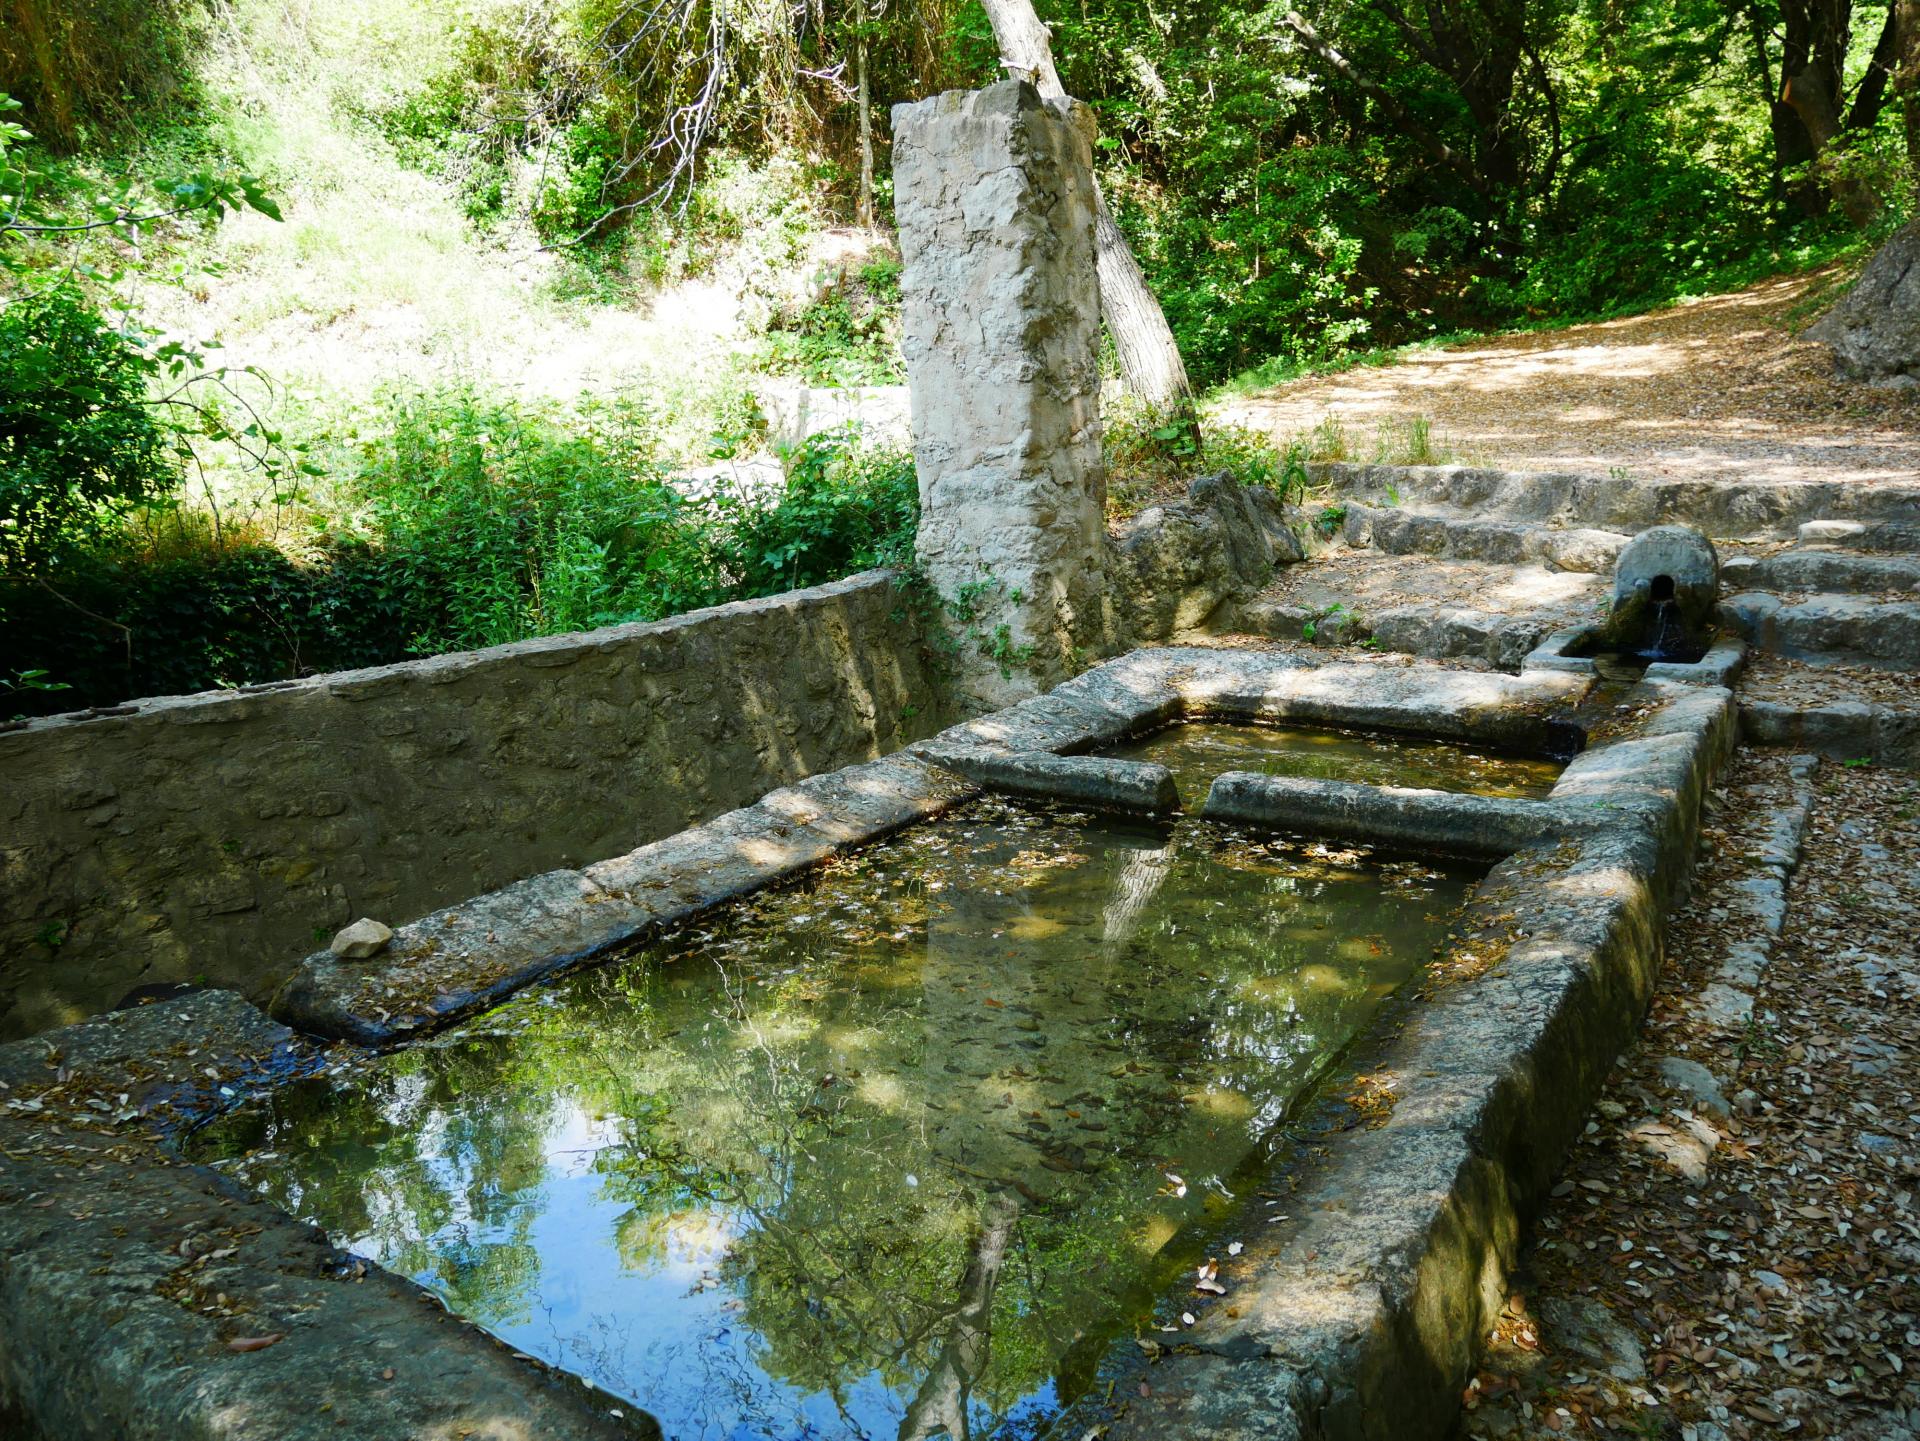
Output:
[[1215, 464, 1920, 763]]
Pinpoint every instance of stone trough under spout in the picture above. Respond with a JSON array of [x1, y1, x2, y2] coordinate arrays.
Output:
[[1522, 523, 1747, 685]]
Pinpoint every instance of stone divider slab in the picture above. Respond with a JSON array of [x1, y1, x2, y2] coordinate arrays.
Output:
[[1200, 771, 1581, 859], [917, 744, 1182, 813]]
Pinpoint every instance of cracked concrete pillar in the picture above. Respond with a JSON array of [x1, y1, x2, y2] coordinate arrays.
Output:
[[892, 79, 1110, 711]]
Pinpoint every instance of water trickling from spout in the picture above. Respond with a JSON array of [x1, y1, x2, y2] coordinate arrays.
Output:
[[1644, 597, 1689, 662]]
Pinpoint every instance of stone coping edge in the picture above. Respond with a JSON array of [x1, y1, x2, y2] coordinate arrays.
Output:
[[273, 646, 1594, 1049], [0, 570, 909, 739], [1092, 680, 1738, 1440]]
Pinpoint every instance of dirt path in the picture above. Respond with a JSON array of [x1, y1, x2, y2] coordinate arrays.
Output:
[[1459, 753, 1920, 1439], [1219, 271, 1920, 486]]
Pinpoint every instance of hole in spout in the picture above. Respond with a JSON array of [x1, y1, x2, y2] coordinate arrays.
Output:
[[1648, 574, 1676, 601]]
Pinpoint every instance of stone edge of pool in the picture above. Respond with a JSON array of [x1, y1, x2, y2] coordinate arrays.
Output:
[[0, 646, 1730, 1441]]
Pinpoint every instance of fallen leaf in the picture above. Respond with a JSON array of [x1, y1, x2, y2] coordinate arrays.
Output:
[[226, 1334, 284, 1353]]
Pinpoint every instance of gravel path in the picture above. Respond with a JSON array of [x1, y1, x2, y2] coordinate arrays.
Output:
[[1219, 271, 1920, 487], [1460, 751, 1920, 1439]]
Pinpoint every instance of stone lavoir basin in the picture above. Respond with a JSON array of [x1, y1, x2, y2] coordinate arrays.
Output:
[[1109, 720, 1565, 801], [189, 793, 1479, 1441], [0, 646, 1734, 1441]]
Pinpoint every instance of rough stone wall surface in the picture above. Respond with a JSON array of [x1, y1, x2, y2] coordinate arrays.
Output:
[[893, 80, 1110, 709], [0, 572, 939, 1041], [1113, 472, 1305, 642], [1808, 219, 1920, 385]]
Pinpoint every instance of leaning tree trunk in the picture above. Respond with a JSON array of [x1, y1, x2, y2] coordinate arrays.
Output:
[[1899, 0, 1920, 187], [856, 30, 875, 226], [975, 0, 1195, 415]]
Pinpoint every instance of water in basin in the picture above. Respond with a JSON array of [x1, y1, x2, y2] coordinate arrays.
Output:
[[191, 797, 1476, 1440], [1110, 720, 1563, 801]]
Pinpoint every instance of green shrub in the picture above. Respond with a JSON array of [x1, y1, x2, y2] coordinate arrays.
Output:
[[0, 287, 182, 571], [759, 260, 904, 387], [345, 389, 713, 650], [717, 424, 917, 593], [3, 391, 923, 713], [0, 540, 408, 715]]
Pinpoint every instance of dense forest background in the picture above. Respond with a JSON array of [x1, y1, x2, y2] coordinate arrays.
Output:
[[2, 0, 1916, 711]]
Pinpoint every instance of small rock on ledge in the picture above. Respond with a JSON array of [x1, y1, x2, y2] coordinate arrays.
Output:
[[329, 917, 394, 959]]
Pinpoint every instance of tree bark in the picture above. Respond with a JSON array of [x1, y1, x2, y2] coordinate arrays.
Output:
[[856, 30, 875, 226], [1898, 0, 1920, 186], [976, 0, 1196, 414], [1777, 0, 1884, 225]]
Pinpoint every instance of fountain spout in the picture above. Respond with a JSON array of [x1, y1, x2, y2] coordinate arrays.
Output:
[[1602, 525, 1720, 664]]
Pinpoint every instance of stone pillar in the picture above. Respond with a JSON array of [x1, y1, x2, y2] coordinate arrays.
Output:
[[892, 80, 1110, 710]]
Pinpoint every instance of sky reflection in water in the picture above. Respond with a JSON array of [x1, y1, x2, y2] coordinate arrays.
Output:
[[196, 794, 1477, 1441]]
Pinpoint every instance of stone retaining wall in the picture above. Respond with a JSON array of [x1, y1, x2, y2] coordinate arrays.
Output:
[[0, 571, 941, 1040]]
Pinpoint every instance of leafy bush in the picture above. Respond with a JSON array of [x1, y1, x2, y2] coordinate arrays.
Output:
[[718, 424, 917, 592], [2, 387, 923, 714], [1105, 401, 1301, 517], [344, 389, 716, 650], [0, 287, 181, 570], [758, 258, 904, 387], [0, 540, 408, 715]]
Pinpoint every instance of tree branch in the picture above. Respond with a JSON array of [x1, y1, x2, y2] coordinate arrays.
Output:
[[1279, 9, 1493, 194]]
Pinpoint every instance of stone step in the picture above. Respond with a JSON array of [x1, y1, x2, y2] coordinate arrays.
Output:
[[1721, 550, 1920, 594], [1312, 462, 1920, 541], [1720, 592, 1920, 668], [1796, 519, 1920, 553], [1232, 595, 1565, 671], [1341, 501, 1627, 573]]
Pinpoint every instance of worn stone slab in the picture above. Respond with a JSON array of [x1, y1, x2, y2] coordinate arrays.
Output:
[[1342, 500, 1629, 573], [1720, 549, 1920, 593], [0, 989, 311, 1137], [273, 869, 655, 1048], [1797, 518, 1920, 552], [921, 746, 1181, 813], [1741, 698, 1920, 769]]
